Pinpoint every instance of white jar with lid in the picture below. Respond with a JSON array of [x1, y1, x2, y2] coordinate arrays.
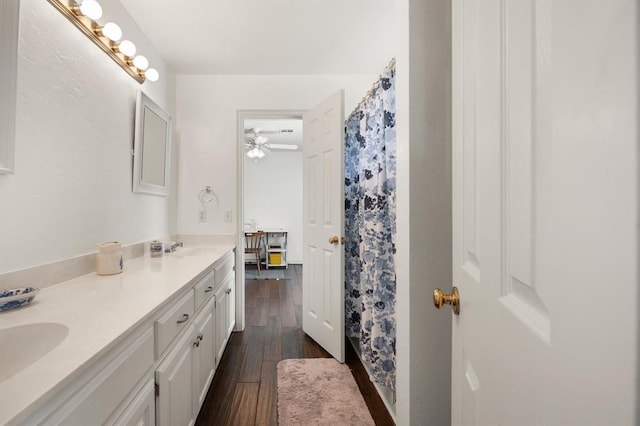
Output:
[[96, 241, 123, 275]]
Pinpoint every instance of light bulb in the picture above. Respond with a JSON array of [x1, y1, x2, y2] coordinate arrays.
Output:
[[247, 149, 258, 159], [118, 40, 136, 57], [101, 22, 122, 42], [133, 55, 149, 71], [79, 0, 103, 20], [255, 135, 268, 144], [145, 68, 159, 82]]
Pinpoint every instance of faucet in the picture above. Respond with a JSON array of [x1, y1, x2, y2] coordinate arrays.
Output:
[[164, 241, 183, 253]]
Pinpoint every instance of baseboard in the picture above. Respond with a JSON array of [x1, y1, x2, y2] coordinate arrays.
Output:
[[347, 337, 397, 424]]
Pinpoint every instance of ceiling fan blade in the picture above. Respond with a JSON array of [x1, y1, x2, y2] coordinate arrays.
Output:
[[244, 127, 291, 134], [265, 143, 298, 150]]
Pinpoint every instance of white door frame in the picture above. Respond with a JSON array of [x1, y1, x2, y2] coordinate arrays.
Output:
[[235, 109, 306, 331]]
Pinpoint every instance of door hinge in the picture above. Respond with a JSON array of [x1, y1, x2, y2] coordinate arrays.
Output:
[[155, 383, 160, 396]]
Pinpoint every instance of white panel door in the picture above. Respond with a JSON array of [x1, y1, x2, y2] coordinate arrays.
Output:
[[302, 90, 345, 362], [451, 0, 638, 424]]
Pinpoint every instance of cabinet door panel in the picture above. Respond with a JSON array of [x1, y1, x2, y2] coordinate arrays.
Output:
[[156, 323, 196, 426], [226, 274, 236, 337], [193, 298, 216, 413], [214, 286, 228, 365], [109, 378, 155, 426]]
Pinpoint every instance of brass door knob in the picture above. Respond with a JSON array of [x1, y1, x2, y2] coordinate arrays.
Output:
[[329, 236, 339, 245], [433, 287, 460, 315]]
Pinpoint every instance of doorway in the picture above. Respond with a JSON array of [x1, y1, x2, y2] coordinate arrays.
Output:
[[236, 110, 305, 331]]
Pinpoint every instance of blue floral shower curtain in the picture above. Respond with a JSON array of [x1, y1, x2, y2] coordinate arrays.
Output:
[[345, 62, 396, 390]]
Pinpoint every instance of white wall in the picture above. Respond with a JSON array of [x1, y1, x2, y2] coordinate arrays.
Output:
[[244, 151, 303, 263], [175, 74, 378, 235], [395, 0, 452, 424], [0, 0, 176, 273]]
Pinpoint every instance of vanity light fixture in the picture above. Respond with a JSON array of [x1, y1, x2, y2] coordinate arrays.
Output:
[[46, 0, 160, 84], [118, 40, 136, 57], [145, 68, 159, 82], [132, 55, 149, 71], [100, 22, 122, 42]]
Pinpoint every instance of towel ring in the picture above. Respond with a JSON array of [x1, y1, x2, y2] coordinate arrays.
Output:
[[199, 186, 218, 204]]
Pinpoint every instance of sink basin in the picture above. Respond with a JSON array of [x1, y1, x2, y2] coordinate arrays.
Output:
[[177, 247, 217, 257], [0, 323, 69, 382]]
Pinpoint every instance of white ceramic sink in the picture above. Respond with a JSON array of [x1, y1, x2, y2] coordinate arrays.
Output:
[[177, 247, 217, 257], [0, 323, 69, 382]]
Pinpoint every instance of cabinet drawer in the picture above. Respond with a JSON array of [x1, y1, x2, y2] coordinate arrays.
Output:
[[155, 291, 195, 358], [213, 251, 234, 288], [193, 269, 215, 312]]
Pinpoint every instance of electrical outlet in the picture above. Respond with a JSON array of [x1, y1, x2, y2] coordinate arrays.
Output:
[[224, 210, 232, 222], [199, 210, 207, 222]]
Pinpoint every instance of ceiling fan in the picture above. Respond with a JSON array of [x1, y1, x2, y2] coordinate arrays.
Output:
[[244, 128, 298, 159]]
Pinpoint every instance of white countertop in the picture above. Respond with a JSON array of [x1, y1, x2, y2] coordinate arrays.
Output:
[[0, 243, 235, 425]]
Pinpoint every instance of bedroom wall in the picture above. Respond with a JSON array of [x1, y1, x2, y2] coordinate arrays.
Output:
[[244, 150, 303, 263], [0, 0, 176, 275]]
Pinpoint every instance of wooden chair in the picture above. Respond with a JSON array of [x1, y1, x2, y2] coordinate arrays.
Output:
[[244, 231, 265, 274]]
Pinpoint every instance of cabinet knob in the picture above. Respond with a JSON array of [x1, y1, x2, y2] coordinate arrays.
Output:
[[176, 313, 190, 324], [226, 288, 232, 295]]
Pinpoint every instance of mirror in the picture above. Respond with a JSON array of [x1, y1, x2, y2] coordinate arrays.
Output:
[[0, 0, 20, 175], [133, 91, 172, 196]]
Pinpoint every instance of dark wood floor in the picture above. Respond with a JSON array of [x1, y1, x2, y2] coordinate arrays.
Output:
[[195, 264, 395, 426]]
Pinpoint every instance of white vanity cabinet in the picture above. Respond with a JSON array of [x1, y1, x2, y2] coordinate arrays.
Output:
[[156, 249, 235, 426], [9, 247, 236, 426]]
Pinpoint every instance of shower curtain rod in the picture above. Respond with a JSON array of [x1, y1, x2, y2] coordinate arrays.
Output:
[[350, 57, 396, 117]]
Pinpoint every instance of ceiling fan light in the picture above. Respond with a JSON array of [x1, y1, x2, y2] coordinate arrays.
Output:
[[246, 148, 259, 159], [256, 149, 266, 158], [255, 135, 268, 144]]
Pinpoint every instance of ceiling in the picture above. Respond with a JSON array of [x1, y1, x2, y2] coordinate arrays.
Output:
[[119, 0, 395, 75]]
